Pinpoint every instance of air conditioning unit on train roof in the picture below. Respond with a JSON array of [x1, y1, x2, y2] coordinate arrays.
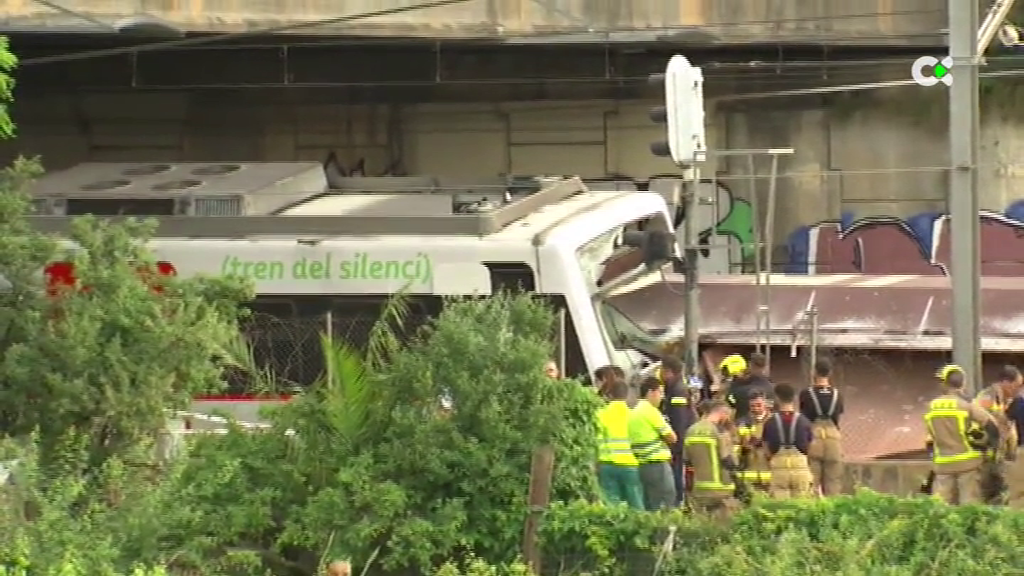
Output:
[[27, 162, 328, 216]]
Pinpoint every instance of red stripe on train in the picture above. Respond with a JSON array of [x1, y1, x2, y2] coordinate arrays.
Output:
[[193, 395, 294, 401]]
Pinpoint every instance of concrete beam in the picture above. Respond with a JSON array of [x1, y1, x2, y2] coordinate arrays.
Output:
[[0, 0, 947, 46]]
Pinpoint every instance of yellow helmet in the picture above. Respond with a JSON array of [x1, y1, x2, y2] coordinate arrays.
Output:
[[936, 364, 963, 381], [719, 354, 748, 377]]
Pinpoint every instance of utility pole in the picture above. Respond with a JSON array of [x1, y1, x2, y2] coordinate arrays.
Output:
[[949, 0, 982, 394], [648, 55, 706, 375]]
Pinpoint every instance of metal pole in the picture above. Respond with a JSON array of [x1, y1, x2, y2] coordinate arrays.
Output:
[[684, 168, 701, 376], [557, 308, 567, 377], [949, 0, 982, 395], [747, 155, 764, 353], [762, 154, 781, 370], [809, 306, 819, 384]]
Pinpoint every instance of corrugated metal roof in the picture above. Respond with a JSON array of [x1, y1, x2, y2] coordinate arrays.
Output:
[[608, 273, 1024, 351]]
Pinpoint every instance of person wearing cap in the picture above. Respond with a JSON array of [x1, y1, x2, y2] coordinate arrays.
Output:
[[629, 376, 678, 510], [974, 365, 1023, 503], [925, 365, 998, 504], [798, 358, 844, 497], [683, 399, 743, 516], [659, 355, 696, 505]]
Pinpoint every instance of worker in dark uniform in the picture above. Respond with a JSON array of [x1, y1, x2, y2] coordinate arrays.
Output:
[[659, 355, 696, 505], [1005, 389, 1024, 508], [728, 352, 775, 420], [735, 391, 773, 491], [762, 383, 815, 499], [975, 365, 1023, 503], [799, 358, 844, 496], [926, 367, 998, 505], [683, 399, 744, 517]]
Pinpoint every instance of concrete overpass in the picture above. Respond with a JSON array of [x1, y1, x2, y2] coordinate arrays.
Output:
[[1, 0, 946, 46]]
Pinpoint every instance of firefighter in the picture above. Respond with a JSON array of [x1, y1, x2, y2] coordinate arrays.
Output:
[[728, 352, 775, 421], [925, 366, 999, 504], [717, 354, 748, 401], [683, 399, 745, 517], [974, 365, 1023, 503], [762, 383, 815, 499], [799, 358, 844, 496], [735, 391, 773, 491]]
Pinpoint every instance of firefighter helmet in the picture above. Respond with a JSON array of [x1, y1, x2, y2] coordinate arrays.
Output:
[[719, 354, 748, 377], [936, 364, 964, 382]]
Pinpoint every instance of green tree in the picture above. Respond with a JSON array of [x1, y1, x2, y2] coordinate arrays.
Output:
[[0, 32, 250, 466], [175, 294, 601, 575], [0, 35, 16, 138]]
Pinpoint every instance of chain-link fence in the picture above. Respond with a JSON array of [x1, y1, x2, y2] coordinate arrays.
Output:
[[230, 310, 444, 392]]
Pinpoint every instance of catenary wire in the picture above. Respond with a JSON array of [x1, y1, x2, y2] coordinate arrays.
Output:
[[19, 7, 944, 66], [19, 0, 478, 66]]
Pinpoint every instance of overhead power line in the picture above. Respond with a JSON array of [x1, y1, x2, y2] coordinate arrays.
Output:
[[20, 0, 477, 66], [19, 6, 945, 67]]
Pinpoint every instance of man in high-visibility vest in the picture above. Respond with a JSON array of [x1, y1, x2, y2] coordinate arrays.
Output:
[[975, 365, 1023, 503], [629, 376, 678, 510], [684, 399, 743, 516], [596, 378, 644, 509], [925, 366, 999, 505]]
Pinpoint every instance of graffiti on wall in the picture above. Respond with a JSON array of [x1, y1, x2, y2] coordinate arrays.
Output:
[[785, 200, 1024, 275], [323, 151, 405, 188], [585, 176, 756, 274]]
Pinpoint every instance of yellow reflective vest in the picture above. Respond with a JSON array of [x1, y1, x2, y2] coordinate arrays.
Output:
[[597, 401, 639, 466], [629, 400, 672, 463]]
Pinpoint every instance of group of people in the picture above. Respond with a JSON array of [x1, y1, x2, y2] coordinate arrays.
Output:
[[924, 363, 1024, 506], [593, 352, 846, 514]]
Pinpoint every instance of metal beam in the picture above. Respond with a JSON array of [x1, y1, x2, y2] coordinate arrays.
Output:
[[949, 0, 982, 393]]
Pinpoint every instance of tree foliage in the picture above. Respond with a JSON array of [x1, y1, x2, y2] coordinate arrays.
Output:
[[171, 293, 602, 575], [0, 162, 250, 468], [0, 35, 15, 139]]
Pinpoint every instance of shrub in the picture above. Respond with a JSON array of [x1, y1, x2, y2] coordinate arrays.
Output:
[[539, 490, 1024, 576], [173, 293, 602, 575]]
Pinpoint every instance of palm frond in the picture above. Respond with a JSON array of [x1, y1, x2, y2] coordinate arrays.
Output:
[[317, 334, 372, 447], [214, 331, 282, 396], [364, 292, 410, 371]]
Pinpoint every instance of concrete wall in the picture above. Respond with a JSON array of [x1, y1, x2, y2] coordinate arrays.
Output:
[[8, 88, 1024, 272], [0, 0, 945, 45]]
